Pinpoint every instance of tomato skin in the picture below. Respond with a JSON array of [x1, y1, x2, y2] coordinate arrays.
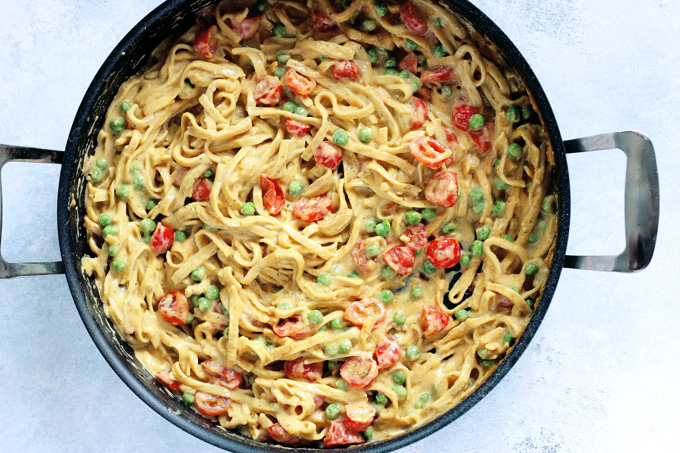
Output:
[[451, 104, 479, 132], [422, 305, 450, 337], [314, 141, 344, 170], [351, 240, 378, 275], [201, 359, 243, 389], [402, 223, 428, 250], [194, 25, 218, 58], [269, 423, 307, 446], [426, 236, 461, 269], [155, 368, 181, 391], [382, 245, 416, 275], [398, 51, 419, 74], [425, 170, 459, 207], [409, 137, 450, 168], [273, 314, 314, 339], [254, 75, 283, 106], [324, 420, 365, 447], [344, 298, 386, 330], [260, 175, 285, 215], [340, 357, 379, 390], [150, 223, 175, 255], [332, 60, 361, 82], [410, 97, 428, 129], [421, 67, 456, 84], [157, 290, 189, 326], [375, 334, 402, 370], [400, 1, 428, 35], [285, 118, 311, 137], [233, 15, 261, 40], [293, 196, 332, 222], [284, 358, 323, 382], [192, 177, 212, 202], [312, 10, 335, 32], [469, 121, 494, 155], [194, 391, 230, 417], [284, 68, 316, 97], [345, 401, 376, 432]]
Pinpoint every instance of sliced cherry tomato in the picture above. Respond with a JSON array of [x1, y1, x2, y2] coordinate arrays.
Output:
[[194, 391, 230, 417], [313, 394, 325, 408], [293, 196, 332, 222], [422, 305, 450, 338], [469, 121, 494, 155], [410, 97, 428, 129], [340, 357, 379, 390], [382, 245, 415, 275], [398, 51, 418, 74], [400, 1, 428, 35], [325, 419, 364, 447], [314, 141, 343, 170], [284, 68, 316, 97], [421, 67, 456, 84], [402, 223, 428, 250], [345, 401, 376, 432], [173, 166, 188, 188], [332, 60, 361, 82], [344, 298, 386, 330], [417, 86, 433, 101], [426, 236, 461, 269], [409, 136, 450, 169], [155, 368, 181, 391], [194, 25, 218, 58], [312, 9, 335, 32], [443, 126, 459, 144], [254, 75, 283, 106], [425, 170, 459, 207], [451, 103, 479, 132], [273, 314, 314, 339], [260, 175, 284, 215], [351, 240, 378, 275], [269, 423, 307, 446], [157, 290, 188, 326], [284, 358, 323, 382], [192, 177, 212, 202], [375, 334, 402, 370], [233, 15, 261, 40], [285, 118, 311, 137], [150, 223, 175, 255], [201, 359, 243, 389]]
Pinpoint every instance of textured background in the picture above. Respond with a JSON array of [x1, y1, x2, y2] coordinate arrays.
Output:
[[0, 0, 677, 452]]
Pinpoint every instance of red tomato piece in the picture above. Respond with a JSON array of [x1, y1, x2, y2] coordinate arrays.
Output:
[[192, 177, 212, 202], [312, 9, 335, 32], [398, 51, 419, 74], [157, 290, 188, 326], [426, 236, 461, 269], [285, 118, 311, 137], [345, 401, 376, 432], [409, 97, 428, 129], [409, 136, 451, 169], [332, 60, 361, 82], [260, 175, 284, 215], [194, 25, 218, 58], [375, 334, 402, 370], [417, 86, 433, 102], [497, 293, 514, 309], [469, 121, 494, 155], [400, 1, 428, 35], [233, 15, 261, 40], [173, 166, 188, 188], [284, 68, 316, 97], [201, 359, 243, 389], [269, 423, 307, 446], [340, 357, 379, 390], [424, 170, 459, 207], [150, 223, 174, 255], [443, 126, 459, 144], [382, 245, 416, 275], [194, 391, 230, 417], [451, 103, 479, 132], [284, 358, 323, 382], [421, 67, 456, 84], [351, 240, 378, 275], [273, 314, 315, 339], [254, 75, 283, 106], [325, 420, 364, 447], [314, 141, 344, 170], [155, 368, 181, 391], [293, 196, 332, 222], [422, 305, 450, 338], [402, 223, 428, 250], [344, 298, 386, 330]]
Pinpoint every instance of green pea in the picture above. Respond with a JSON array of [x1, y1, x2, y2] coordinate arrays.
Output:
[[196, 297, 211, 312], [379, 289, 394, 303], [319, 55, 329, 62], [294, 106, 308, 117], [418, 53, 426, 65], [330, 264, 343, 276], [392, 370, 406, 385], [441, 84, 453, 98], [384, 57, 397, 69], [380, 266, 395, 280], [308, 310, 323, 325], [336, 379, 348, 391], [404, 210, 421, 225], [276, 52, 290, 65], [95, 157, 108, 170], [204, 223, 218, 231], [333, 129, 349, 146], [376, 392, 389, 404], [202, 169, 214, 179], [191, 295, 200, 306], [328, 360, 339, 369], [525, 262, 539, 275], [375, 219, 391, 237], [454, 309, 469, 321], [384, 68, 398, 76], [508, 143, 523, 158], [526, 298, 535, 310], [191, 266, 206, 282], [393, 384, 407, 401], [174, 230, 188, 242], [364, 218, 378, 232], [374, 2, 388, 16], [362, 18, 377, 32], [494, 176, 509, 191], [468, 113, 484, 131], [358, 126, 373, 143], [459, 253, 472, 266], [423, 260, 437, 275], [542, 198, 556, 214], [112, 258, 127, 273], [283, 100, 297, 113], [421, 208, 436, 222], [98, 213, 113, 227], [89, 167, 102, 182], [131, 174, 144, 190], [110, 117, 125, 132], [507, 105, 521, 123], [528, 231, 540, 244], [409, 79, 420, 94], [362, 426, 374, 440], [477, 348, 491, 360], [367, 48, 379, 63], [142, 234, 152, 244], [433, 17, 442, 26], [410, 286, 423, 300], [205, 285, 220, 301], [470, 240, 484, 257], [278, 302, 292, 311], [502, 234, 514, 242], [240, 202, 256, 216], [116, 184, 131, 199], [364, 244, 381, 258], [508, 285, 519, 293], [140, 218, 156, 235], [493, 200, 507, 215], [441, 221, 456, 234], [393, 310, 405, 326], [273, 66, 286, 78], [146, 199, 158, 210], [503, 332, 515, 345], [521, 105, 533, 120], [317, 272, 333, 286], [287, 180, 303, 196], [253, 0, 267, 13], [120, 100, 133, 114], [182, 392, 195, 405], [338, 338, 353, 353], [107, 244, 119, 257], [399, 70, 410, 79], [414, 392, 430, 409], [472, 203, 484, 215], [130, 163, 140, 174], [273, 24, 287, 37], [433, 44, 448, 57], [223, 326, 229, 336], [405, 38, 418, 51], [347, 270, 359, 279], [406, 345, 420, 361], [102, 225, 118, 238], [476, 225, 492, 241], [469, 187, 484, 204], [325, 403, 341, 420]]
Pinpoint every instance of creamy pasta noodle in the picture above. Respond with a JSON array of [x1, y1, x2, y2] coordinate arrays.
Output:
[[82, 0, 558, 447]]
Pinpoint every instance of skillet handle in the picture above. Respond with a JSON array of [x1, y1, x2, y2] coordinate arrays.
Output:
[[563, 131, 659, 272], [0, 144, 65, 278]]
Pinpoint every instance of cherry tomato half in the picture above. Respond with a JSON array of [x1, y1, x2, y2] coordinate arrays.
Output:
[[150, 223, 175, 255], [469, 121, 494, 155], [312, 10, 335, 32], [424, 170, 459, 207], [332, 60, 361, 82], [157, 290, 188, 326], [344, 298, 386, 330], [155, 368, 181, 391], [451, 103, 479, 132], [410, 97, 428, 129], [345, 401, 376, 432], [422, 305, 450, 338], [260, 175, 284, 215], [201, 359, 243, 389], [421, 67, 456, 84], [284, 358, 323, 382], [192, 177, 212, 202], [402, 223, 428, 250], [273, 314, 315, 339], [314, 141, 343, 170], [284, 68, 316, 97], [285, 118, 311, 137], [324, 420, 365, 447], [340, 357, 379, 390], [254, 75, 283, 106], [194, 391, 230, 417], [351, 240, 378, 275], [269, 423, 307, 446], [233, 15, 261, 40], [399, 1, 428, 35], [375, 334, 402, 370], [382, 245, 415, 275], [426, 236, 461, 269], [398, 51, 418, 74], [293, 196, 332, 222], [194, 25, 218, 58], [409, 137, 450, 168]]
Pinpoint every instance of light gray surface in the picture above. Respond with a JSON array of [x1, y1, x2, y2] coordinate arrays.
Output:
[[0, 0, 676, 451]]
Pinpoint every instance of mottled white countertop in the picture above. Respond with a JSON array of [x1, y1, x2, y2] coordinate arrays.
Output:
[[0, 0, 677, 452]]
